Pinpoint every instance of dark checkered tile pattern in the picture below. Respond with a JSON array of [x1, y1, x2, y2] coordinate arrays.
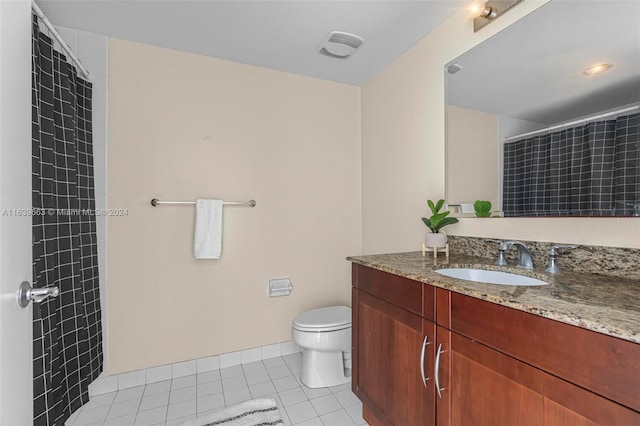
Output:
[[32, 15, 103, 426], [503, 112, 639, 217]]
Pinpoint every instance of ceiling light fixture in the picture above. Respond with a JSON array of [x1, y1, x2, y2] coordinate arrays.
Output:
[[478, 6, 498, 19], [473, 0, 524, 32], [468, 2, 485, 16], [582, 63, 614, 76]]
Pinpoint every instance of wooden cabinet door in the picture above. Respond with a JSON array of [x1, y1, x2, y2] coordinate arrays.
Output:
[[540, 364, 640, 425], [436, 326, 544, 426], [435, 326, 639, 426], [355, 289, 430, 426]]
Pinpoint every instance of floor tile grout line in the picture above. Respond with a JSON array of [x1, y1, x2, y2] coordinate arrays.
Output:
[[68, 354, 366, 426], [102, 394, 142, 424]]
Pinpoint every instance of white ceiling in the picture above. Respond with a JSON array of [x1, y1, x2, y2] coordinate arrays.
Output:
[[446, 0, 640, 125], [38, 0, 467, 86]]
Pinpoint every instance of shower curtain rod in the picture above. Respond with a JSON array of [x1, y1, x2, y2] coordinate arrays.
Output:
[[503, 105, 639, 142], [31, 1, 90, 80]]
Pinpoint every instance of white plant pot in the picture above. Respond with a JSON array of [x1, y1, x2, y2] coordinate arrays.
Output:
[[425, 233, 447, 249]]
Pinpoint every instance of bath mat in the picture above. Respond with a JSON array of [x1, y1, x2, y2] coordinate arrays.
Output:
[[180, 398, 283, 426]]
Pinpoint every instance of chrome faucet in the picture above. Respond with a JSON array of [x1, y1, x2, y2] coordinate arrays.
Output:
[[545, 245, 577, 273], [494, 240, 535, 270]]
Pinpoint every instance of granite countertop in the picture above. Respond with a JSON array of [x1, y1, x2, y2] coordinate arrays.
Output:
[[347, 252, 640, 344]]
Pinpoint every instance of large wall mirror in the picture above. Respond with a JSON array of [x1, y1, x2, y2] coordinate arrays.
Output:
[[445, 0, 640, 217]]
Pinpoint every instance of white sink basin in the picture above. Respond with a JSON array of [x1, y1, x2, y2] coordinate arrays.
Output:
[[435, 268, 548, 286]]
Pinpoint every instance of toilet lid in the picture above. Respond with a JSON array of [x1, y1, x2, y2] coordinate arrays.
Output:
[[293, 306, 351, 331]]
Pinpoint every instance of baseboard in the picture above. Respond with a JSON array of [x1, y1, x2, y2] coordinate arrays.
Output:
[[88, 340, 301, 396]]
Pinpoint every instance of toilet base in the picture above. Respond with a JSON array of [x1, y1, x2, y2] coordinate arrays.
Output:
[[300, 349, 350, 388]]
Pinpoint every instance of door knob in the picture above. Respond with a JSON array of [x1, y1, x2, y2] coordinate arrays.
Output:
[[17, 281, 59, 308]]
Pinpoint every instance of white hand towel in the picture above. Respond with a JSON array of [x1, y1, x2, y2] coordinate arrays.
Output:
[[194, 199, 223, 259]]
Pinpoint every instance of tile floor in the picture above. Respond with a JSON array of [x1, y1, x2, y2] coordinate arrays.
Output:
[[65, 353, 368, 426]]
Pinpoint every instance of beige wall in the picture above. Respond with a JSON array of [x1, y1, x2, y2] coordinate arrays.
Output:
[[108, 39, 361, 373], [446, 105, 498, 207], [362, 0, 640, 251]]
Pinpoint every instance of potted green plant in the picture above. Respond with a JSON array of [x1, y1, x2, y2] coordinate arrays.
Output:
[[473, 200, 492, 217], [422, 199, 459, 248]]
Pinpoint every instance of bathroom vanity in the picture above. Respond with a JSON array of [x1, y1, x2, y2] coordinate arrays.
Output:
[[348, 252, 640, 426]]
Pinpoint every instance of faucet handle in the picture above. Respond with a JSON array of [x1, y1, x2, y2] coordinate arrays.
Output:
[[549, 245, 577, 255], [490, 240, 509, 266], [545, 245, 577, 274], [487, 239, 508, 250], [487, 239, 524, 251]]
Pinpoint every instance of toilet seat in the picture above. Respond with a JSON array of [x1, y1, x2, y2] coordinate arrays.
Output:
[[292, 306, 351, 333]]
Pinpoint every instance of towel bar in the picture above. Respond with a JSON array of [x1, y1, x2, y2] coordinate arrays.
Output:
[[151, 198, 256, 207]]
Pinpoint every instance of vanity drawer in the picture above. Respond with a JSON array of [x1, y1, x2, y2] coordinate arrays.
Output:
[[450, 292, 640, 412], [352, 264, 423, 317]]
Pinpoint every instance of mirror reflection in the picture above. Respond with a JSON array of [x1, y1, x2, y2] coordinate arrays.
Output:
[[445, 0, 640, 217]]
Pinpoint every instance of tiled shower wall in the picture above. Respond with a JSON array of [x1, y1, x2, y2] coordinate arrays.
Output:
[[53, 26, 109, 369]]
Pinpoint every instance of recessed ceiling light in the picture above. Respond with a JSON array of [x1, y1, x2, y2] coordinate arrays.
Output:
[[582, 63, 614, 76]]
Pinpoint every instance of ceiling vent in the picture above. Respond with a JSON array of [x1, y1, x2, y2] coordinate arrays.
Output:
[[317, 31, 364, 60], [447, 63, 463, 75]]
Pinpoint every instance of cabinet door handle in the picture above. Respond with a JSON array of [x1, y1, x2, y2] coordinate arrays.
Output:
[[420, 335, 432, 387], [435, 343, 447, 398]]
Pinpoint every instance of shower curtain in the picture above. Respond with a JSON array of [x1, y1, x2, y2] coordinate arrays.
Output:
[[503, 112, 640, 216], [32, 16, 103, 426]]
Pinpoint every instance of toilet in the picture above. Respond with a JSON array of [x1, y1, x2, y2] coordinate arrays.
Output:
[[291, 306, 352, 388]]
